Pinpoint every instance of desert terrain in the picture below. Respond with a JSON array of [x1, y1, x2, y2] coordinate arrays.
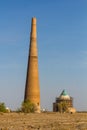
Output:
[[0, 112, 87, 130]]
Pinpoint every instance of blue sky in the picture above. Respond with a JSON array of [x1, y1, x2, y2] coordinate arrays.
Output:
[[0, 0, 87, 111]]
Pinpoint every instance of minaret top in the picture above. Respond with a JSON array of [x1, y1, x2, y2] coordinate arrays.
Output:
[[30, 17, 37, 56], [31, 17, 37, 38], [32, 17, 36, 25]]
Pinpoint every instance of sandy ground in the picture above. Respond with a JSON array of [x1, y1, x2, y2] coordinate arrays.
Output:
[[0, 112, 87, 130]]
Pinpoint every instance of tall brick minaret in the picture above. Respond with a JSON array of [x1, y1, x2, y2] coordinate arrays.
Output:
[[24, 17, 40, 112]]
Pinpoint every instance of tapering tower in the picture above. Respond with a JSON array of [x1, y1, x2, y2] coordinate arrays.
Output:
[[24, 17, 40, 112]]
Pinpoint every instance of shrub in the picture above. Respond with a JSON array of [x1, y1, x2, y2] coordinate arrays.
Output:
[[21, 100, 36, 113], [0, 102, 7, 112], [58, 101, 68, 113]]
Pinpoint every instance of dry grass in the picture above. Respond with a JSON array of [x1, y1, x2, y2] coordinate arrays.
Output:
[[0, 112, 87, 130]]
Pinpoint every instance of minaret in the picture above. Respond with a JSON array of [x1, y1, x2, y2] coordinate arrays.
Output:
[[24, 17, 40, 112]]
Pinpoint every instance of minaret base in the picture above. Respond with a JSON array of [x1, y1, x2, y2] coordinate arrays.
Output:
[[35, 105, 41, 113]]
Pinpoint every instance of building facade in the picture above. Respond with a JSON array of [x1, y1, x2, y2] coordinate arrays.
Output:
[[53, 90, 73, 112]]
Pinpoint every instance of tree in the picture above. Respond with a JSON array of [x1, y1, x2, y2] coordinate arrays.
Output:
[[0, 102, 7, 112], [58, 102, 62, 113], [21, 100, 36, 113], [58, 101, 68, 113]]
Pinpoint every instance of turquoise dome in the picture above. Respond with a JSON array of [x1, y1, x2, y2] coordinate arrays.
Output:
[[59, 90, 70, 100]]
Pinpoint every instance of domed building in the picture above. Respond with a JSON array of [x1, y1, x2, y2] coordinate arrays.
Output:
[[53, 90, 73, 112]]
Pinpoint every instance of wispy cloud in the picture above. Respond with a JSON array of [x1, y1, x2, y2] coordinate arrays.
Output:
[[81, 50, 87, 55], [80, 50, 87, 67], [0, 63, 22, 69]]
